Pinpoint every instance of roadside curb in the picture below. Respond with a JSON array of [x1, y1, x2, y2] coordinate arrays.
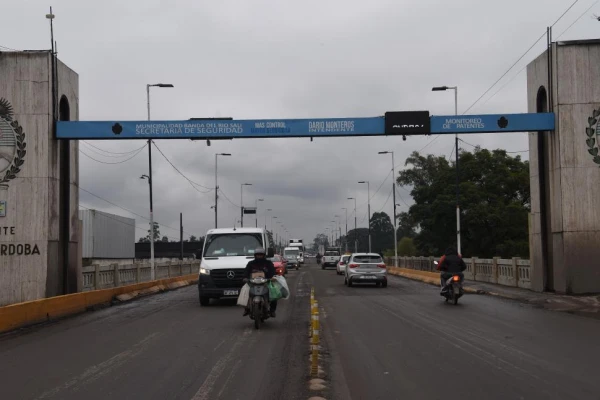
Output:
[[387, 267, 600, 316], [0, 274, 198, 334]]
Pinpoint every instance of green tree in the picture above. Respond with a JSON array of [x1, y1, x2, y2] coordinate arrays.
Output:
[[370, 212, 395, 255], [189, 235, 198, 242], [161, 236, 169, 242], [397, 237, 417, 256], [146, 222, 160, 242], [397, 148, 530, 258], [396, 211, 416, 239], [346, 228, 369, 252], [312, 233, 330, 251], [138, 236, 149, 243]]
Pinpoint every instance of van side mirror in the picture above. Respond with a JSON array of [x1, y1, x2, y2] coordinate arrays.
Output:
[[267, 248, 275, 258]]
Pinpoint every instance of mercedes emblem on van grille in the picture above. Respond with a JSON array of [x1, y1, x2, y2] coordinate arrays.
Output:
[[227, 270, 235, 279]]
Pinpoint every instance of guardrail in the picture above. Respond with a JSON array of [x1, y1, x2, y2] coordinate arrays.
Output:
[[82, 260, 200, 291], [385, 256, 531, 289]]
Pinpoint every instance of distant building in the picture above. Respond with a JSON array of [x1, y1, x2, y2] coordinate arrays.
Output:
[[79, 209, 135, 260]]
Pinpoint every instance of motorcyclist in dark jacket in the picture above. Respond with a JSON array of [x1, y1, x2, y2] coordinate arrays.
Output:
[[243, 248, 278, 317], [436, 247, 466, 293]]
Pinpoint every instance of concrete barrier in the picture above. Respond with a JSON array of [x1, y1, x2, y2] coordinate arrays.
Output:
[[0, 274, 198, 334]]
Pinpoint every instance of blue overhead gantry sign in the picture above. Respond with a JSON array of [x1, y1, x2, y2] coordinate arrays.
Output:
[[55, 112, 554, 139]]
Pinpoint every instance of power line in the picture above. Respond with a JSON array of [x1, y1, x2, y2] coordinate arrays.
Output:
[[218, 188, 240, 208], [80, 145, 146, 164], [80, 142, 146, 158], [151, 141, 213, 193], [82, 141, 147, 155], [78, 184, 193, 237], [474, 0, 596, 111], [462, 0, 580, 115], [395, 186, 411, 208], [376, 187, 394, 213], [556, 0, 600, 40], [78, 204, 181, 242]]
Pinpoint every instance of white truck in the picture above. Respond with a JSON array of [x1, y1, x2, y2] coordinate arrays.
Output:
[[288, 239, 305, 265], [198, 227, 274, 306], [322, 247, 341, 269]]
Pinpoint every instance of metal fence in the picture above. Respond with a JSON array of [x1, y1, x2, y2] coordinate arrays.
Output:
[[385, 256, 532, 289], [82, 260, 200, 291]]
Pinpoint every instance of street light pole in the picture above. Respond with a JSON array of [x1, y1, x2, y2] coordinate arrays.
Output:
[[359, 181, 371, 252], [379, 151, 397, 267], [255, 198, 264, 227], [342, 208, 348, 252], [146, 83, 173, 280], [240, 183, 252, 228], [348, 197, 357, 252], [265, 208, 272, 229], [214, 153, 231, 229], [432, 85, 461, 254]]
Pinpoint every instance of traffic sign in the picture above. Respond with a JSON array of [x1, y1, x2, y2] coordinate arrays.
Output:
[[56, 112, 555, 139], [56, 117, 385, 139], [430, 113, 554, 134], [384, 111, 430, 135]]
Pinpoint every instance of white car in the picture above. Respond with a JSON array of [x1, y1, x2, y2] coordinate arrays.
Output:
[[336, 254, 351, 275]]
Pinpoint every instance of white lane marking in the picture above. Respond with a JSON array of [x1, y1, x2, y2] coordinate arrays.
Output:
[[190, 328, 251, 400], [36, 332, 163, 399]]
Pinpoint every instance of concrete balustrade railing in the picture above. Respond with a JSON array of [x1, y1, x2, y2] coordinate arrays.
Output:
[[82, 260, 201, 291], [385, 256, 531, 289]]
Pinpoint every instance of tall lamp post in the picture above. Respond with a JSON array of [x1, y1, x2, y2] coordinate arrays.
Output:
[[347, 197, 357, 252], [146, 83, 173, 280], [358, 181, 371, 253], [265, 208, 272, 229], [378, 151, 397, 267], [214, 153, 231, 228], [240, 183, 252, 227], [432, 85, 460, 254], [255, 198, 264, 227], [341, 208, 348, 252]]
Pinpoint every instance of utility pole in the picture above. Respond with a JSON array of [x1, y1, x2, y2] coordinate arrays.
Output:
[[432, 85, 460, 254], [214, 153, 231, 228], [379, 151, 398, 267]]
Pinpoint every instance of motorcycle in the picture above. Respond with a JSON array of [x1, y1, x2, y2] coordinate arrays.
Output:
[[246, 275, 271, 329], [316, 257, 322, 265], [434, 261, 464, 305]]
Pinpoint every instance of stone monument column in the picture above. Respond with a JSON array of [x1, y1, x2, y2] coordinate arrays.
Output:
[[527, 39, 600, 294], [0, 51, 79, 306]]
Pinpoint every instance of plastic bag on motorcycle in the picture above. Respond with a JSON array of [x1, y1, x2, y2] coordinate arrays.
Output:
[[267, 281, 283, 301], [272, 275, 290, 300], [237, 284, 250, 307]]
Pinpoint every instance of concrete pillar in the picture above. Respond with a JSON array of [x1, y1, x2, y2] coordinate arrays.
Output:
[[527, 39, 600, 294], [0, 51, 79, 305]]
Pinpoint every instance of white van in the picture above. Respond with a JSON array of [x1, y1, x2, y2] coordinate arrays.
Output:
[[283, 246, 301, 270], [198, 227, 274, 306]]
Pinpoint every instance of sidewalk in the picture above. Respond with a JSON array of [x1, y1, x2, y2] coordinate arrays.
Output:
[[388, 267, 600, 319]]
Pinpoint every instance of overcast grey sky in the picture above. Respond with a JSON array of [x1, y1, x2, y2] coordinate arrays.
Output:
[[2, 0, 599, 244]]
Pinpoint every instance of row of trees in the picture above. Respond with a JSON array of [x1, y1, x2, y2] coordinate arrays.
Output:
[[312, 147, 530, 259], [137, 222, 204, 243]]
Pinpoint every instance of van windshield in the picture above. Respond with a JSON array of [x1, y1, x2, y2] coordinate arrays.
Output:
[[284, 249, 299, 257], [204, 233, 263, 257], [325, 251, 339, 256]]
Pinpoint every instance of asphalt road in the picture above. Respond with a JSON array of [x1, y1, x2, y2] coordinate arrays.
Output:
[[0, 269, 314, 400], [1, 261, 600, 400], [314, 262, 600, 400]]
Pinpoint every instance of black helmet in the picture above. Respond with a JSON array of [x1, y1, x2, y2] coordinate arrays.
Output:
[[445, 247, 457, 256]]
